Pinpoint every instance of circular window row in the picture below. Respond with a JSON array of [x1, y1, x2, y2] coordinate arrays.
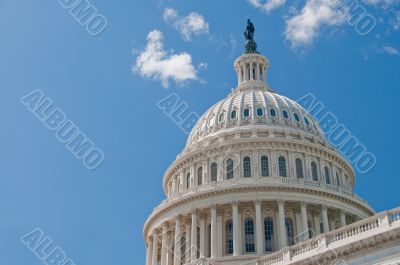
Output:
[[217, 107, 315, 128]]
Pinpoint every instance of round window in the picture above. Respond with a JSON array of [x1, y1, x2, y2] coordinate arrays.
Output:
[[294, 113, 300, 122], [282, 110, 289, 119]]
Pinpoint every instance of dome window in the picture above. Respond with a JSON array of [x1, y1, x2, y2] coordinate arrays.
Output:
[[219, 113, 225, 123], [256, 107, 264, 117], [294, 113, 300, 122], [230, 110, 237, 120], [243, 108, 250, 118], [282, 110, 289, 119], [269, 108, 277, 117], [304, 117, 310, 125]]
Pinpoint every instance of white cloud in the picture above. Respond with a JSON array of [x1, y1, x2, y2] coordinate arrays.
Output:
[[383, 45, 400, 55], [248, 0, 286, 12], [163, 8, 209, 41], [133, 30, 199, 88], [284, 0, 345, 49], [363, 0, 400, 8]]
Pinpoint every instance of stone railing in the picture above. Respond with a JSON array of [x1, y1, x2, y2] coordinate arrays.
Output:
[[153, 177, 370, 215], [241, 208, 400, 265]]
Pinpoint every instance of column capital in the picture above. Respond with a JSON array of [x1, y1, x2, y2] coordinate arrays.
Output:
[[191, 208, 197, 215], [278, 200, 285, 206], [301, 201, 308, 208], [255, 200, 262, 206], [210, 204, 217, 211], [147, 234, 154, 242], [232, 201, 239, 207]]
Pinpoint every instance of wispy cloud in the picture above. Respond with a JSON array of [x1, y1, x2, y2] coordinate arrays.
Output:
[[382, 45, 400, 55], [362, 0, 400, 9], [248, 0, 286, 12], [132, 30, 200, 88], [284, 0, 344, 49], [163, 8, 209, 41]]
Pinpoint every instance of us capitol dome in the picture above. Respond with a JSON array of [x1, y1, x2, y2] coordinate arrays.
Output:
[[143, 20, 400, 265]]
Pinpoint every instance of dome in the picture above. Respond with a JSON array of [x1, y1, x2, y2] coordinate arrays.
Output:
[[144, 20, 374, 265], [186, 83, 326, 149]]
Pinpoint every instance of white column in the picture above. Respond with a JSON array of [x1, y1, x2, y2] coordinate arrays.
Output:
[[152, 231, 159, 265], [146, 236, 153, 265], [185, 223, 191, 264], [322, 206, 329, 233], [173, 218, 181, 265], [278, 200, 287, 249], [250, 63, 253, 80], [232, 202, 240, 256], [255, 200, 264, 255], [301, 202, 309, 241], [217, 214, 223, 257], [256, 63, 260, 80], [340, 210, 347, 227], [242, 65, 246, 81], [200, 218, 206, 258], [210, 205, 217, 258], [191, 210, 198, 262], [161, 224, 168, 265]]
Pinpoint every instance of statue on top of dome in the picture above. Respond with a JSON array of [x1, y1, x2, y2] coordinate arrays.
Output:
[[244, 19, 258, 54], [244, 19, 255, 41]]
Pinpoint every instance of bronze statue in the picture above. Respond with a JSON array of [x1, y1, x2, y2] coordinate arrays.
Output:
[[244, 19, 255, 41]]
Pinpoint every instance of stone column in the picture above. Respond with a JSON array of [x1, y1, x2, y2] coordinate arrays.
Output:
[[256, 63, 260, 80], [161, 224, 168, 265], [278, 200, 287, 249], [340, 210, 347, 227], [232, 202, 240, 256], [211, 205, 217, 258], [152, 230, 159, 265], [250, 63, 253, 80], [242, 65, 246, 82], [174, 218, 181, 265], [200, 218, 206, 258], [191, 210, 198, 262], [301, 202, 309, 241], [255, 200, 264, 255], [322, 206, 329, 233], [217, 214, 223, 257], [185, 223, 191, 264], [146, 236, 153, 265]]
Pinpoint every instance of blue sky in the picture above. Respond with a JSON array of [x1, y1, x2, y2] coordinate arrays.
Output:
[[1, 0, 399, 264]]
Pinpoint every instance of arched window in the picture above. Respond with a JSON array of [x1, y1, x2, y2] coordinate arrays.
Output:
[[186, 173, 191, 189], [285, 218, 294, 246], [295, 158, 303, 178], [218, 113, 225, 123], [282, 110, 289, 119], [197, 167, 203, 186], [243, 108, 250, 118], [256, 107, 264, 117], [278, 156, 287, 177], [211, 163, 217, 182], [207, 224, 211, 258], [226, 159, 234, 179], [231, 110, 237, 120], [325, 166, 331, 184], [244, 218, 255, 253], [261, 155, 269, 177], [225, 220, 233, 255], [181, 232, 186, 262], [311, 162, 318, 181], [243, 157, 251, 178], [336, 172, 340, 187], [197, 226, 200, 258], [264, 217, 274, 252], [269, 108, 277, 117], [308, 221, 314, 238]]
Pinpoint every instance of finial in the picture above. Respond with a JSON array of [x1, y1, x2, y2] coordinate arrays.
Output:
[[244, 19, 258, 54]]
